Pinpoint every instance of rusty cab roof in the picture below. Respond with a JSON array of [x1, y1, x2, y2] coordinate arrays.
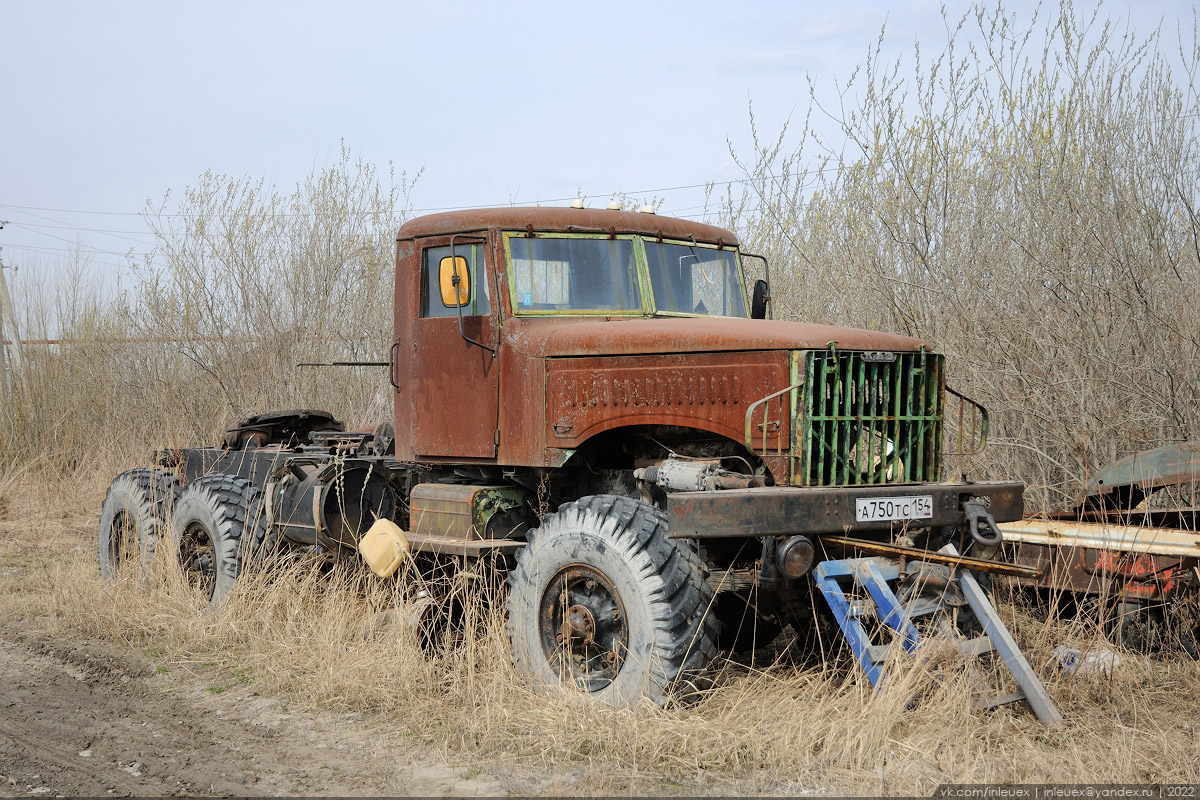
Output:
[[396, 207, 739, 245], [397, 206, 929, 354]]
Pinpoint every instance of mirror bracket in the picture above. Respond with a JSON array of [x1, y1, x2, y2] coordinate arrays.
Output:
[[449, 234, 496, 356]]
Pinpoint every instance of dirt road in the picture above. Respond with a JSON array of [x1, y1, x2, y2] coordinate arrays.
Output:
[[0, 628, 507, 797]]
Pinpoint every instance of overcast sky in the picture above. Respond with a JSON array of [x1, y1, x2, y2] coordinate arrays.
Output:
[[0, 0, 1190, 281]]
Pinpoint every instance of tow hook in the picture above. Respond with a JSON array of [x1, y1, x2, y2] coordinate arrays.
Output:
[[964, 499, 1003, 547]]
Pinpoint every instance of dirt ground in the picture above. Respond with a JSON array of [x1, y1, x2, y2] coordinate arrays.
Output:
[[0, 513, 735, 799], [0, 627, 522, 798]]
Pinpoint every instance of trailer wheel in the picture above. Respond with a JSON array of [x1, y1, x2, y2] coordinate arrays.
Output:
[[168, 474, 275, 604], [98, 468, 179, 580], [1112, 600, 1164, 653], [506, 495, 716, 706]]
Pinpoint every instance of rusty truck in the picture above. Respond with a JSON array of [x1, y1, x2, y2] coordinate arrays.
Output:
[[98, 205, 1051, 712]]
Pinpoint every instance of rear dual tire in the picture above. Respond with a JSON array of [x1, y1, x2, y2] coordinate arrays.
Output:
[[99, 470, 276, 604], [167, 474, 276, 604]]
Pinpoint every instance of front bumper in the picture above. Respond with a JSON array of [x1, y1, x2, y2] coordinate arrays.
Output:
[[666, 481, 1024, 539]]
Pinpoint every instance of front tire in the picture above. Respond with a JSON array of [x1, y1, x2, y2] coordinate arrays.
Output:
[[506, 495, 716, 706], [168, 474, 275, 604]]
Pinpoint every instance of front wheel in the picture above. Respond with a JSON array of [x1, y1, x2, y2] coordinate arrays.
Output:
[[506, 495, 716, 706]]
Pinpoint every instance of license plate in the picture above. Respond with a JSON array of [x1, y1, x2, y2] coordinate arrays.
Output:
[[855, 495, 934, 522]]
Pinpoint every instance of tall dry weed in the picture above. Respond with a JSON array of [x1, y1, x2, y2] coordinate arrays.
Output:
[[720, 1, 1200, 510], [0, 144, 419, 481]]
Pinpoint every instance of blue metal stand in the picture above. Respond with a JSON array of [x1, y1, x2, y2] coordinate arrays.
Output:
[[813, 548, 1063, 728]]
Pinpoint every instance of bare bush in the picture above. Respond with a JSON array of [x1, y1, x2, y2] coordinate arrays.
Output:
[[723, 1, 1200, 510], [0, 145, 419, 476], [138, 144, 420, 431]]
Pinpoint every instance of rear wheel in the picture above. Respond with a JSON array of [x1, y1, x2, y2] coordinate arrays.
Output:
[[1109, 597, 1198, 658], [1112, 600, 1169, 653], [714, 592, 784, 653], [98, 468, 179, 580], [168, 474, 275, 603], [506, 495, 716, 706]]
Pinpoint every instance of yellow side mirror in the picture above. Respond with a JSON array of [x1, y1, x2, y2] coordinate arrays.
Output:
[[439, 256, 470, 307]]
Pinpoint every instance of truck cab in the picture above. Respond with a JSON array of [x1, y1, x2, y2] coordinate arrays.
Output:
[[393, 206, 1004, 498]]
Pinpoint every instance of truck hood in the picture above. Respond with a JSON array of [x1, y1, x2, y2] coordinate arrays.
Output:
[[502, 316, 928, 358]]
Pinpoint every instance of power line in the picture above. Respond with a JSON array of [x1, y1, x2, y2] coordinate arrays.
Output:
[[1, 220, 153, 236], [0, 171, 832, 221], [0, 197, 779, 256], [0, 165, 823, 261], [2, 223, 130, 256], [0, 243, 134, 270], [2, 208, 156, 244]]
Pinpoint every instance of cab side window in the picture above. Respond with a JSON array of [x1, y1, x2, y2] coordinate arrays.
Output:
[[421, 243, 491, 318]]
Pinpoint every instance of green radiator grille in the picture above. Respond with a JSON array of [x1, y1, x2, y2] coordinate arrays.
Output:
[[800, 349, 944, 486]]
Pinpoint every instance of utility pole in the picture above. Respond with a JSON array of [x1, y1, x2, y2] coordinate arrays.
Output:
[[0, 221, 25, 402], [0, 257, 6, 402]]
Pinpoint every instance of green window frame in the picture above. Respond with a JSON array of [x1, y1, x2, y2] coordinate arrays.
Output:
[[501, 232, 750, 318], [502, 232, 645, 316]]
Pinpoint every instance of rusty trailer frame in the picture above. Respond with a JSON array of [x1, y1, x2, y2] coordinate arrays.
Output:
[[1000, 442, 1200, 609]]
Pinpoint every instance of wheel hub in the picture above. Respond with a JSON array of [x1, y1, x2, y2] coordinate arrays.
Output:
[[179, 522, 217, 599], [561, 604, 596, 644], [109, 510, 135, 567], [540, 565, 627, 691]]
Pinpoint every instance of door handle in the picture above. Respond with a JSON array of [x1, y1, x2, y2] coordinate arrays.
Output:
[[388, 341, 401, 389]]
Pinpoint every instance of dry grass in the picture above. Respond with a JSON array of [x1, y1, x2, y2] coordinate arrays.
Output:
[[2, 480, 1197, 795]]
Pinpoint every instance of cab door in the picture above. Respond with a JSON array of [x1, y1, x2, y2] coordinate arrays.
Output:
[[408, 236, 500, 459]]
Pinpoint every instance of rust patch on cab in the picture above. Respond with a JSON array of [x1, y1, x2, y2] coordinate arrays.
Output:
[[545, 352, 788, 450]]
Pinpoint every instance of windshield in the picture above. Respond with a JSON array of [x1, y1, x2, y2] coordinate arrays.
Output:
[[509, 236, 640, 312], [644, 241, 747, 317]]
